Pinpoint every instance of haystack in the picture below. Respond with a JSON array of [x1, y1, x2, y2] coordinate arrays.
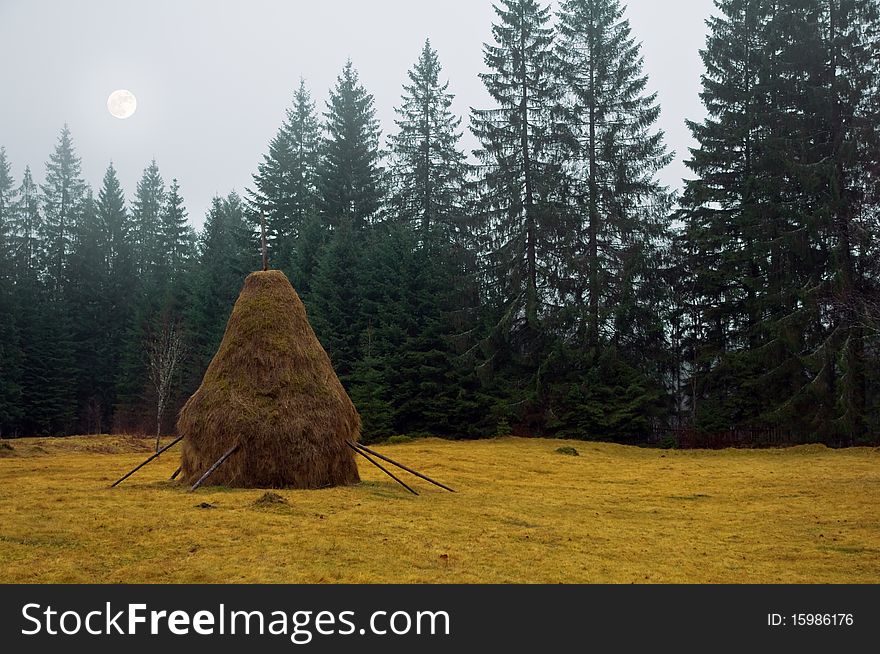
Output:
[[177, 270, 360, 489]]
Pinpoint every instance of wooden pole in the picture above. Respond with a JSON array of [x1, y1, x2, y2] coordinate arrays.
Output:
[[170, 466, 182, 480], [110, 435, 184, 488], [346, 441, 418, 495], [352, 442, 455, 492], [260, 212, 268, 271], [189, 444, 240, 492]]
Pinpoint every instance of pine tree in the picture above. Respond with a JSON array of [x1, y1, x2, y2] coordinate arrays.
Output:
[[470, 0, 569, 433], [250, 79, 321, 267], [544, 0, 674, 438], [309, 220, 365, 378], [131, 159, 166, 280], [388, 40, 469, 237], [159, 178, 193, 291], [10, 165, 42, 279], [40, 124, 86, 293], [802, 0, 880, 441], [0, 147, 23, 435], [67, 191, 112, 432], [187, 192, 256, 383], [96, 163, 135, 432], [318, 60, 384, 229], [471, 0, 565, 335], [555, 0, 674, 348]]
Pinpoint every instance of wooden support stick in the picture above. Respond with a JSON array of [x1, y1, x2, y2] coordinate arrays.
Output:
[[170, 466, 182, 480], [352, 442, 455, 492], [110, 435, 184, 488], [189, 444, 240, 492], [260, 212, 268, 271], [346, 441, 418, 495]]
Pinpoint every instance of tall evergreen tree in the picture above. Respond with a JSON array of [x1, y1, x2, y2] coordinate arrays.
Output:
[[40, 124, 86, 292], [131, 159, 166, 279], [96, 164, 135, 431], [187, 192, 256, 382], [471, 0, 565, 335], [250, 79, 321, 267], [802, 0, 880, 441], [0, 147, 23, 435], [10, 165, 41, 279], [318, 60, 384, 228], [159, 178, 193, 294], [68, 190, 112, 431], [389, 40, 469, 237], [470, 0, 569, 433], [555, 0, 674, 348], [542, 0, 674, 438]]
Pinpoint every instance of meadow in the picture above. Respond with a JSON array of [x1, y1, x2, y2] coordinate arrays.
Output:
[[0, 435, 877, 583]]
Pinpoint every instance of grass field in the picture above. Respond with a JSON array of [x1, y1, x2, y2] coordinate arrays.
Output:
[[0, 435, 878, 583]]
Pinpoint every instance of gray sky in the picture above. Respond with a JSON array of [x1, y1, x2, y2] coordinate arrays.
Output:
[[0, 0, 715, 229]]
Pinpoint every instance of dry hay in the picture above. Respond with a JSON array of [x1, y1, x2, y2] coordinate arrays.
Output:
[[178, 270, 360, 489]]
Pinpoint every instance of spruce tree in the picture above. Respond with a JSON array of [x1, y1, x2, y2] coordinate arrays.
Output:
[[250, 79, 321, 267], [388, 40, 469, 237], [40, 124, 86, 293], [11, 165, 42, 279], [187, 192, 256, 383], [160, 178, 192, 288], [800, 0, 880, 441], [67, 190, 113, 431], [96, 164, 135, 431], [680, 0, 780, 430], [471, 0, 564, 334], [0, 147, 23, 435], [470, 0, 568, 433], [131, 159, 166, 280], [309, 220, 365, 378], [318, 60, 384, 228], [555, 0, 673, 348], [546, 0, 674, 438]]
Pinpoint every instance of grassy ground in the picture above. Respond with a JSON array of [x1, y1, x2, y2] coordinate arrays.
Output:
[[0, 435, 878, 583]]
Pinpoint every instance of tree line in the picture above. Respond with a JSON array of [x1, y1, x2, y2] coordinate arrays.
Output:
[[0, 0, 878, 444]]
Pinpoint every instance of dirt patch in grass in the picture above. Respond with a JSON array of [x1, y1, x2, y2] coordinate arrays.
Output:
[[252, 492, 289, 507]]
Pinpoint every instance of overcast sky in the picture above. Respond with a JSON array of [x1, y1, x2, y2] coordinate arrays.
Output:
[[0, 0, 715, 229]]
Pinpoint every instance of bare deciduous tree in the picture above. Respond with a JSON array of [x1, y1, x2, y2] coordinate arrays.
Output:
[[148, 321, 187, 453]]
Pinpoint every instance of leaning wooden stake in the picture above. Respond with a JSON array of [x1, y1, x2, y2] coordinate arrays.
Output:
[[352, 442, 455, 492], [110, 435, 184, 488], [189, 444, 240, 492], [169, 466, 182, 480], [346, 441, 418, 495], [260, 212, 268, 271]]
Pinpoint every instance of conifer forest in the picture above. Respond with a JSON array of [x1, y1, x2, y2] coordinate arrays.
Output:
[[1, 0, 878, 446]]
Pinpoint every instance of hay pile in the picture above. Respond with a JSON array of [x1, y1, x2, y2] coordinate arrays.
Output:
[[178, 270, 360, 489]]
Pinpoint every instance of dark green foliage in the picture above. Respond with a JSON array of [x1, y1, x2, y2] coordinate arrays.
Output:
[[318, 61, 384, 228], [186, 192, 257, 382], [0, 148, 23, 435], [40, 125, 86, 292], [249, 79, 321, 268], [131, 159, 165, 281], [471, 0, 564, 333], [680, 0, 880, 441], [2, 3, 878, 445], [389, 39, 469, 236]]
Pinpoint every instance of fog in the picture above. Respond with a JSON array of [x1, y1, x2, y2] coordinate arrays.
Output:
[[0, 0, 715, 227]]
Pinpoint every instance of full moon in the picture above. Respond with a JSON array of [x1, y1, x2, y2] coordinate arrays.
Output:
[[107, 89, 137, 119]]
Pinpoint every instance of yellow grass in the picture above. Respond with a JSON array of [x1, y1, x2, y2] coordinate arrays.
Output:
[[0, 435, 878, 583]]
